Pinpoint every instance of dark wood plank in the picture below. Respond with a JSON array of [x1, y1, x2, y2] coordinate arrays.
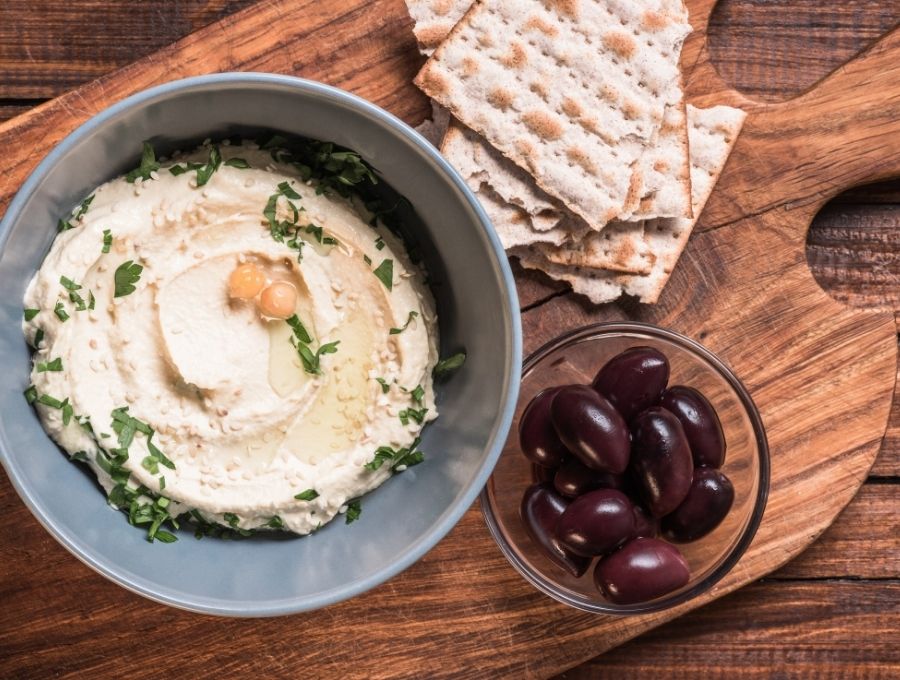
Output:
[[0, 1, 257, 98], [707, 0, 900, 102], [556, 581, 900, 679], [771, 484, 899, 579]]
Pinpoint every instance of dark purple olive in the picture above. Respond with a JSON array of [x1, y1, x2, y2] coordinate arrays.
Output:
[[632, 504, 659, 538], [594, 537, 690, 604], [520, 483, 590, 577], [556, 489, 636, 557], [532, 463, 556, 484], [592, 346, 670, 421], [629, 407, 693, 517], [659, 386, 726, 468], [553, 457, 629, 498], [519, 387, 570, 468], [550, 385, 630, 473], [662, 468, 735, 542]]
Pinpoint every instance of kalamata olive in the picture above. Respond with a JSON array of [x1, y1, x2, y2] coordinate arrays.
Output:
[[662, 468, 735, 542], [520, 483, 590, 577], [594, 537, 690, 604], [550, 385, 630, 473], [659, 386, 726, 468], [519, 387, 570, 468], [632, 504, 659, 538], [553, 457, 629, 498], [592, 346, 670, 421], [556, 489, 636, 557], [629, 407, 693, 517], [532, 463, 556, 484]]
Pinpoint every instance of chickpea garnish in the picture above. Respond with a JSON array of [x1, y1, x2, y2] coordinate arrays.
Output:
[[228, 262, 266, 300], [259, 281, 297, 319]]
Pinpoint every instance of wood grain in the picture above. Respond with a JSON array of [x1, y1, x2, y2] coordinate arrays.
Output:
[[0, 0, 898, 678], [557, 581, 900, 679]]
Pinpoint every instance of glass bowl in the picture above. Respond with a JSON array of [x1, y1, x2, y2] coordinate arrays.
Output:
[[480, 322, 769, 614]]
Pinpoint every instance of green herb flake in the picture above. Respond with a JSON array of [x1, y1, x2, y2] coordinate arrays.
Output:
[[114, 260, 143, 297], [102, 229, 113, 253], [433, 351, 467, 381], [88, 291, 96, 310], [24, 385, 37, 404], [36, 394, 64, 409], [73, 194, 94, 221], [411, 385, 425, 405], [389, 311, 419, 335], [398, 407, 428, 426], [69, 290, 87, 311], [375, 378, 390, 394], [37, 357, 63, 373], [159, 476, 166, 491], [277, 181, 301, 200], [294, 488, 319, 501], [372, 259, 393, 291], [224, 157, 251, 169], [345, 499, 362, 524], [125, 141, 161, 183], [59, 275, 81, 291], [70, 451, 89, 463], [363, 254, 372, 266], [374, 236, 385, 251], [265, 515, 284, 530], [54, 302, 69, 322], [23, 308, 39, 321], [195, 144, 223, 187], [286, 315, 313, 344]]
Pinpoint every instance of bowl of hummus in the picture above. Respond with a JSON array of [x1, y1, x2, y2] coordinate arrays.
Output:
[[0, 74, 521, 615]]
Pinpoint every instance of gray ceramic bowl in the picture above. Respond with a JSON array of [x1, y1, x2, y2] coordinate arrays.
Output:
[[0, 73, 521, 616]]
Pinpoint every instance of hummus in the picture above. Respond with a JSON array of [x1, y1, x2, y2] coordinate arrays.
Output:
[[23, 139, 439, 538]]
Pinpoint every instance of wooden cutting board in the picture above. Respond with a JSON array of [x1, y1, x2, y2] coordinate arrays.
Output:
[[0, 0, 897, 677]]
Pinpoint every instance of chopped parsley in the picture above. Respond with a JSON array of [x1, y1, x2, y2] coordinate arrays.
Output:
[[223, 512, 253, 537], [102, 229, 112, 253], [411, 385, 425, 405], [374, 236, 385, 250], [224, 157, 250, 169], [37, 357, 63, 372], [363, 254, 372, 266], [194, 144, 223, 186], [265, 516, 284, 530], [389, 311, 418, 335], [114, 260, 143, 297], [375, 378, 390, 394], [294, 488, 319, 501], [345, 499, 362, 524], [57, 194, 95, 231], [54, 302, 69, 322], [125, 141, 160, 183], [364, 438, 425, 472], [23, 385, 37, 404], [23, 308, 39, 321], [434, 351, 467, 381], [286, 314, 339, 375], [33, 328, 44, 348], [372, 259, 393, 291], [399, 406, 428, 426], [59, 275, 81, 291], [263, 181, 306, 261]]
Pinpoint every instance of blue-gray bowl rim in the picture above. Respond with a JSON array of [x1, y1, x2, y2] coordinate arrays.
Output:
[[0, 72, 522, 616]]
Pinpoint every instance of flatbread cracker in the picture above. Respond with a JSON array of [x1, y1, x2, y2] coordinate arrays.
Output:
[[441, 120, 561, 228], [515, 104, 747, 304], [405, 0, 473, 55], [475, 185, 570, 249], [415, 0, 692, 228], [537, 220, 655, 274]]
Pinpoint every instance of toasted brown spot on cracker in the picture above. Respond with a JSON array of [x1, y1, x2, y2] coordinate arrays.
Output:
[[417, 67, 449, 97], [566, 147, 597, 175], [621, 99, 640, 120], [522, 110, 564, 141], [416, 24, 454, 50], [602, 31, 637, 59], [561, 97, 583, 119], [461, 57, 479, 76], [477, 33, 494, 48], [542, 0, 579, 19], [432, 0, 453, 16], [530, 81, 549, 99], [488, 87, 515, 110], [641, 10, 669, 31], [599, 83, 618, 104], [524, 15, 559, 36], [653, 160, 669, 173], [499, 42, 528, 68], [623, 170, 643, 212], [515, 138, 540, 173]]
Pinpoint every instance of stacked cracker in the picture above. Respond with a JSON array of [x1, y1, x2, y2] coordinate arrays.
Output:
[[407, 0, 747, 304]]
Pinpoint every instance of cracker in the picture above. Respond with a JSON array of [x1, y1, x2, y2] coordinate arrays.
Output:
[[536, 220, 655, 274], [415, 101, 452, 147], [475, 185, 571, 249], [405, 0, 473, 55], [441, 120, 561, 228], [415, 0, 692, 227], [515, 104, 747, 304]]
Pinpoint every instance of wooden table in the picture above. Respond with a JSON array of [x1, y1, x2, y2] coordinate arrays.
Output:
[[1, 1, 897, 677]]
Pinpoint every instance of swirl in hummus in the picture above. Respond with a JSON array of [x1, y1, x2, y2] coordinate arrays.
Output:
[[22, 139, 440, 539]]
